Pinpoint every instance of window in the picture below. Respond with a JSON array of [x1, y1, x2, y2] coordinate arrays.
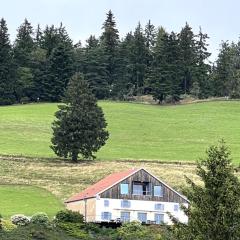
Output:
[[121, 212, 130, 222], [155, 203, 164, 211], [137, 212, 147, 223], [121, 200, 131, 208], [174, 204, 179, 212], [104, 200, 109, 207], [154, 186, 163, 197], [132, 181, 151, 195], [101, 212, 112, 220], [120, 183, 129, 194], [155, 214, 164, 224]]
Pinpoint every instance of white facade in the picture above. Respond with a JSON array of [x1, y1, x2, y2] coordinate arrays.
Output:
[[95, 197, 188, 225]]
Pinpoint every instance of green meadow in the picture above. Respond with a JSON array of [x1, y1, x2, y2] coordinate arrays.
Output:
[[0, 101, 240, 163], [0, 185, 63, 218]]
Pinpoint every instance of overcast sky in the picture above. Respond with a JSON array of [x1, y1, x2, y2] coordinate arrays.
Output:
[[1, 0, 239, 61]]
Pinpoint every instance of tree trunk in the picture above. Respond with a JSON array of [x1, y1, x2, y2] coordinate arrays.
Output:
[[71, 150, 78, 162]]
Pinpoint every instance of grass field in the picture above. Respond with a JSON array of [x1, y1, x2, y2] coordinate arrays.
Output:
[[0, 185, 64, 218], [0, 157, 201, 202], [0, 101, 240, 162]]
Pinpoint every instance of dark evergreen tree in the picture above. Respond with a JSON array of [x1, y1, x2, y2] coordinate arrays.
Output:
[[178, 23, 197, 94], [129, 22, 148, 94], [40, 43, 74, 101], [100, 10, 119, 88], [82, 38, 109, 99], [13, 19, 34, 66], [13, 19, 35, 102], [173, 141, 240, 240], [148, 30, 182, 103], [0, 18, 15, 105], [51, 72, 109, 162], [194, 27, 211, 98], [212, 41, 234, 97]]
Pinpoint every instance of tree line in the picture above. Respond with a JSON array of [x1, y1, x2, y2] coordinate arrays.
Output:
[[0, 10, 239, 105]]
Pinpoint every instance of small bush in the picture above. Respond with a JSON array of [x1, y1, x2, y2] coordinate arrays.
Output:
[[31, 213, 49, 226], [57, 222, 89, 239], [11, 214, 30, 226], [0, 219, 17, 232], [55, 210, 84, 223]]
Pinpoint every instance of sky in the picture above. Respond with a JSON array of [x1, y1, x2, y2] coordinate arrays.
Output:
[[1, 0, 240, 62]]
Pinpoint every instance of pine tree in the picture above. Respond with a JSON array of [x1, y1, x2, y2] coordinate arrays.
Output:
[[40, 43, 74, 101], [0, 18, 15, 105], [212, 41, 234, 97], [147, 29, 182, 103], [178, 23, 197, 94], [13, 18, 34, 66], [129, 22, 148, 94], [82, 41, 109, 99], [173, 141, 240, 240], [51, 73, 109, 162], [194, 27, 211, 98], [100, 10, 119, 88]]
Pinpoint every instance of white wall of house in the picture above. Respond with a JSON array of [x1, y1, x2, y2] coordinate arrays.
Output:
[[95, 197, 188, 225]]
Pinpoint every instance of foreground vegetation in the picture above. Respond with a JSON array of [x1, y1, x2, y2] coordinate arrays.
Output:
[[1, 101, 240, 162]]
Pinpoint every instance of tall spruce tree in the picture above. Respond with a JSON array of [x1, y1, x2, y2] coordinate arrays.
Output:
[[51, 72, 109, 162], [81, 38, 109, 99], [173, 141, 240, 240], [101, 10, 119, 89], [13, 19, 35, 102], [129, 22, 148, 94], [147, 29, 182, 103], [178, 23, 197, 94], [40, 43, 74, 101], [194, 27, 211, 98], [0, 18, 15, 105]]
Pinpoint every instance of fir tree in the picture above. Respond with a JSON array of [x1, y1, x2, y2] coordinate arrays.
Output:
[[0, 18, 15, 105], [178, 23, 197, 94], [173, 141, 240, 240], [51, 73, 109, 162], [101, 10, 119, 87], [195, 27, 211, 98], [40, 43, 74, 101], [13, 18, 34, 66]]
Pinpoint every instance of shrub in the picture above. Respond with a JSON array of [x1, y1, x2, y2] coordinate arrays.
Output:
[[117, 221, 161, 240], [55, 210, 84, 223], [0, 219, 17, 232], [57, 222, 89, 239], [31, 213, 49, 226], [11, 214, 30, 226]]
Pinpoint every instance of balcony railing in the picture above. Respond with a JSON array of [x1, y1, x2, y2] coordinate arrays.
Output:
[[132, 190, 151, 195]]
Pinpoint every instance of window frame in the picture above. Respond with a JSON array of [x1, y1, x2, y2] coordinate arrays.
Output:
[[120, 211, 130, 222], [104, 199, 109, 207], [155, 213, 164, 224], [155, 203, 164, 211], [120, 183, 129, 195], [121, 200, 131, 208], [101, 212, 112, 221], [137, 212, 147, 223], [154, 185, 163, 197], [174, 204, 179, 212]]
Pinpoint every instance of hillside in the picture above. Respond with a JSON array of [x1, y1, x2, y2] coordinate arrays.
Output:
[[0, 101, 240, 163]]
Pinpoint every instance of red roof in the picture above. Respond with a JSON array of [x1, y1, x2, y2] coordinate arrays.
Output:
[[65, 168, 139, 203]]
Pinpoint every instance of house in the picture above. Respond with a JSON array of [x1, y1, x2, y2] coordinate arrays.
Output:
[[65, 168, 189, 225]]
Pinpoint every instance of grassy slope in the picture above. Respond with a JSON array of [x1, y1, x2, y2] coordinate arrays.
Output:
[[0, 101, 240, 162], [0, 185, 64, 218], [0, 157, 200, 202]]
